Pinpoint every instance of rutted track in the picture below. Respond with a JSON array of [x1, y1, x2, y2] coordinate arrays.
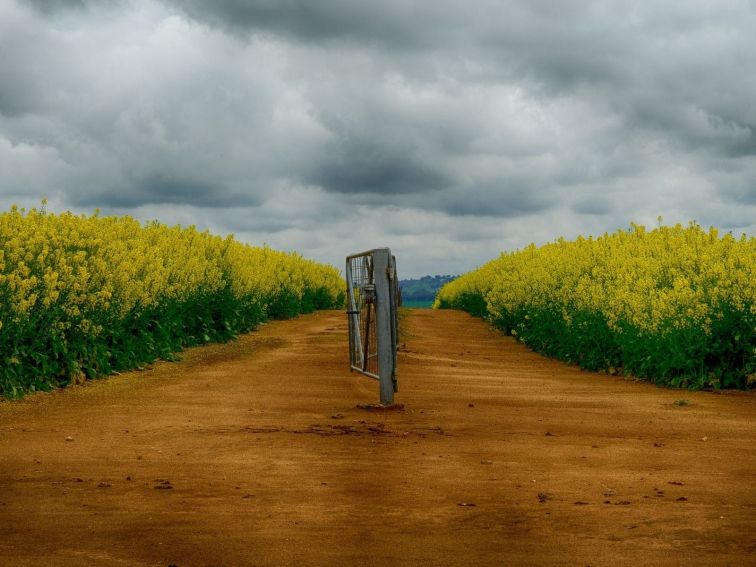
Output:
[[0, 310, 754, 566]]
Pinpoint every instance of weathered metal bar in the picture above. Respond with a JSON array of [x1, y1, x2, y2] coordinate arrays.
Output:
[[346, 249, 382, 261], [388, 254, 399, 393], [362, 293, 372, 371], [344, 258, 362, 368], [345, 259, 353, 368], [372, 249, 394, 405]]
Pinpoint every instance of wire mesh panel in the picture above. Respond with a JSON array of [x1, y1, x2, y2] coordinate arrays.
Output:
[[346, 248, 399, 405], [346, 253, 379, 378]]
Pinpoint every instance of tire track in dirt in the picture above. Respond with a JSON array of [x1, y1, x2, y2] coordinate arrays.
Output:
[[0, 309, 754, 566]]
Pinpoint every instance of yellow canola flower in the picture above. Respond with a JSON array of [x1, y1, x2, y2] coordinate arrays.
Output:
[[0, 206, 344, 335], [436, 222, 756, 336]]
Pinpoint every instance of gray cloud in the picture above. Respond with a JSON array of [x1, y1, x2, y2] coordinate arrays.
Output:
[[162, 0, 467, 48], [572, 195, 614, 216], [1, 0, 754, 276], [306, 124, 452, 196], [72, 175, 242, 209], [25, 0, 86, 13]]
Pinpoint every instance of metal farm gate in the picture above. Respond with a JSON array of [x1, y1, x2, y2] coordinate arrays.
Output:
[[346, 248, 400, 406]]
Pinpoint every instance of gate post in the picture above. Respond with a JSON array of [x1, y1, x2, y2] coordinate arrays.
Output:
[[372, 248, 394, 405]]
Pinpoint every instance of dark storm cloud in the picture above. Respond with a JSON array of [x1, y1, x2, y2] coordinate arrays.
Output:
[[25, 0, 85, 13], [572, 196, 613, 216], [162, 0, 462, 47], [1, 0, 755, 275], [69, 175, 254, 209], [0, 15, 61, 116], [307, 134, 451, 195], [162, 0, 756, 190], [434, 182, 552, 218], [310, 155, 447, 196]]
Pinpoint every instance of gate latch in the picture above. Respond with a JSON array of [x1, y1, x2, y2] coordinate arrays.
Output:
[[362, 284, 376, 304]]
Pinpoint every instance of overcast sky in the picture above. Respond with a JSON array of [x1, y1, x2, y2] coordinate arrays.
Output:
[[2, 0, 755, 276]]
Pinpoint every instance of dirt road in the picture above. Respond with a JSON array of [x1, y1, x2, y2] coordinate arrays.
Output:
[[1, 309, 754, 566]]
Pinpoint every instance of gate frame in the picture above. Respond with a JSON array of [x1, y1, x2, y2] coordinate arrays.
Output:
[[346, 247, 399, 406]]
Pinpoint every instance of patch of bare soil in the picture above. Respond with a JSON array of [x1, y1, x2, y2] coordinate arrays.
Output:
[[1, 310, 754, 566]]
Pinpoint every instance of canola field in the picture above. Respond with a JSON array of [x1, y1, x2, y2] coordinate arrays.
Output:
[[0, 206, 344, 397], [436, 223, 756, 389]]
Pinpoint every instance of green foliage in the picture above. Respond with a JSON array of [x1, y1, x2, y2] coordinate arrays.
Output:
[[0, 207, 344, 398], [436, 292, 488, 318], [436, 224, 755, 390]]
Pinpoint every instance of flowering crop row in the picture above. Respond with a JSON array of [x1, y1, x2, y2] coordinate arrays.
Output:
[[435, 223, 755, 389], [0, 206, 344, 397]]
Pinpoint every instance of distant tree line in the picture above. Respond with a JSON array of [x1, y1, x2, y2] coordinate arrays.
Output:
[[399, 274, 457, 303]]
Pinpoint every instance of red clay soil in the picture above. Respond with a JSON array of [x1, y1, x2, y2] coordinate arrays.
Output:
[[1, 309, 754, 567]]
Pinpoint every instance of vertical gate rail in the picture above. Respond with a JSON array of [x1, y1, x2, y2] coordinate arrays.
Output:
[[346, 248, 399, 405]]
